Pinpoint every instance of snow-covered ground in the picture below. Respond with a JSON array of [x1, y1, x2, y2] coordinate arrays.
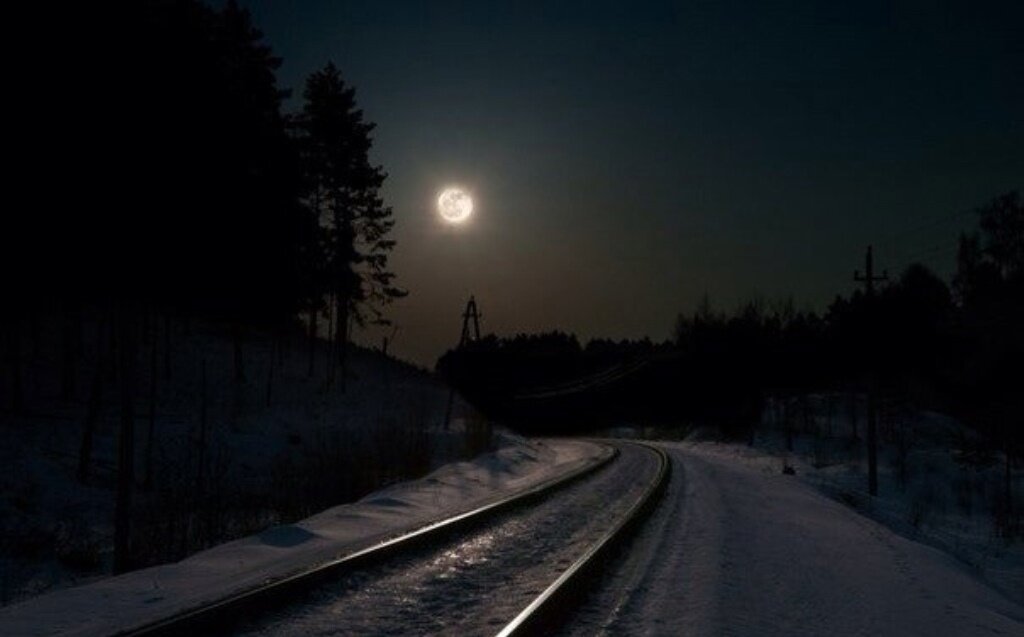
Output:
[[684, 435, 1024, 605], [0, 311, 487, 605], [0, 437, 609, 637], [742, 396, 1022, 604], [606, 396, 1023, 606], [572, 441, 1024, 636]]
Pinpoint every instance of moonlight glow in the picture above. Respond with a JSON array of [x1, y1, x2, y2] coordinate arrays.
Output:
[[437, 188, 473, 223]]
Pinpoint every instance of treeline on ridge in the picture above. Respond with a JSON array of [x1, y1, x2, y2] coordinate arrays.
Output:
[[439, 192, 1023, 464]]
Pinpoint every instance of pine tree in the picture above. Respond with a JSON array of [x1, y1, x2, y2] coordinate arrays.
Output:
[[296, 63, 405, 385]]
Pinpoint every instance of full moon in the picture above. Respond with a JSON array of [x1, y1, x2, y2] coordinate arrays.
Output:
[[437, 188, 473, 223]]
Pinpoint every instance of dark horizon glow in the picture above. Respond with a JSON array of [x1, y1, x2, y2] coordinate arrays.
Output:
[[233, 0, 1023, 367]]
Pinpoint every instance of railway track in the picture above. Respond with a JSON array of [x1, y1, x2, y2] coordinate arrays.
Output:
[[123, 440, 668, 637], [498, 441, 669, 636]]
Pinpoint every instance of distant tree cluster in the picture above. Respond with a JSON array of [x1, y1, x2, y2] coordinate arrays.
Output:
[[441, 331, 591, 392], [440, 191, 1023, 486]]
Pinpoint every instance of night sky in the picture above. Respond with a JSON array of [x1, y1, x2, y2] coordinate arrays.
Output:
[[235, 0, 1022, 367]]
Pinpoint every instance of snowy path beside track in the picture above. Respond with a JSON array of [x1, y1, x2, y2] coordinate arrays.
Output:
[[229, 443, 660, 636], [570, 442, 1024, 637]]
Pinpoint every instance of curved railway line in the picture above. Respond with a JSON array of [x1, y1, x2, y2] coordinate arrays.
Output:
[[498, 441, 669, 636], [122, 440, 668, 637]]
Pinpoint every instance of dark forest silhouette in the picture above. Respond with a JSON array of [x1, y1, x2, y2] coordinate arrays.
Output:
[[2, 0, 408, 578], [7, 0, 402, 349]]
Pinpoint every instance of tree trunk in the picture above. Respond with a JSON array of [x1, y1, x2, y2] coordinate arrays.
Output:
[[141, 303, 150, 344], [113, 305, 136, 574], [163, 313, 171, 380], [827, 394, 834, 437], [326, 293, 335, 385], [9, 314, 24, 414], [265, 338, 275, 408], [108, 307, 118, 382], [197, 358, 207, 495], [1006, 440, 1013, 528], [145, 326, 158, 490], [197, 358, 208, 546], [94, 310, 105, 365], [29, 307, 40, 358], [333, 200, 354, 393], [850, 389, 858, 440], [78, 369, 102, 484], [785, 397, 793, 452], [61, 300, 76, 401], [339, 301, 352, 395], [307, 304, 317, 377], [233, 324, 245, 382]]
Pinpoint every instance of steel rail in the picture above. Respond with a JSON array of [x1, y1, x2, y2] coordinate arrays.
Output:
[[119, 442, 617, 637], [495, 441, 670, 637]]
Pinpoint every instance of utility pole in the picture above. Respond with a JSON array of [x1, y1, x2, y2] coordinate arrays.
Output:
[[460, 296, 482, 346], [445, 296, 482, 428], [854, 245, 887, 496]]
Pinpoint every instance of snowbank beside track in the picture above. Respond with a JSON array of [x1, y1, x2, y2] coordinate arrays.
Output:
[[0, 437, 610, 637]]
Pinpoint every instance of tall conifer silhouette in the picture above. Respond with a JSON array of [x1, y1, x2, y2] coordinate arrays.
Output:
[[297, 63, 405, 386]]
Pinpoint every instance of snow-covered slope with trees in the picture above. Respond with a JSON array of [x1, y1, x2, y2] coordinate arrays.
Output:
[[0, 312, 485, 606]]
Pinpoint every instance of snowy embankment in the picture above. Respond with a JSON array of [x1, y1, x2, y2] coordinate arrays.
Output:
[[707, 395, 1024, 607], [577, 441, 1023, 636], [1, 311, 487, 604], [0, 437, 609, 637], [690, 435, 1024, 607]]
